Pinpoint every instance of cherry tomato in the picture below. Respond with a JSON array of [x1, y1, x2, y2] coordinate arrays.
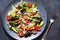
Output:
[[28, 2, 32, 8], [25, 20, 30, 25], [34, 25, 40, 31], [15, 20, 20, 22], [18, 31, 24, 37], [26, 27, 30, 31], [22, 15, 27, 19], [20, 26, 24, 30], [6, 16, 11, 21]]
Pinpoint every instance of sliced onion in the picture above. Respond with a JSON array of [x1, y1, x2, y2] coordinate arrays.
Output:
[[18, 25, 21, 28], [17, 11, 21, 14]]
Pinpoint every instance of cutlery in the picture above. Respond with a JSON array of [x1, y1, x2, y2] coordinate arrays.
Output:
[[41, 16, 57, 40]]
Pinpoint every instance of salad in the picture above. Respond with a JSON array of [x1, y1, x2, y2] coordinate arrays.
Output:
[[6, 1, 44, 37]]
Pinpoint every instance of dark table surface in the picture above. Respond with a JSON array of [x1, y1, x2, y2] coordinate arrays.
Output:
[[0, 0, 60, 40]]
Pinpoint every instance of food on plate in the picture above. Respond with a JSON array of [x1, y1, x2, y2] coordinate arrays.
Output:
[[6, 1, 44, 37]]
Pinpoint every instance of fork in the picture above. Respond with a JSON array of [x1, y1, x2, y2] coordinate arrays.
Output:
[[41, 16, 57, 40]]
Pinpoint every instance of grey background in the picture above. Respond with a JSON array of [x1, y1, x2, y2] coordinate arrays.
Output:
[[0, 0, 60, 40]]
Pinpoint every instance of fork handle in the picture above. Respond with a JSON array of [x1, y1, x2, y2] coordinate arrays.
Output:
[[41, 22, 53, 40]]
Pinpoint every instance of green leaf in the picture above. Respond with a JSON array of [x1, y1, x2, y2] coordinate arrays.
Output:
[[15, 15, 20, 19], [28, 16, 34, 20], [22, 1, 27, 7], [15, 27, 21, 31], [19, 1, 27, 7], [34, 3, 37, 8], [26, 7, 33, 12], [9, 21, 14, 26]]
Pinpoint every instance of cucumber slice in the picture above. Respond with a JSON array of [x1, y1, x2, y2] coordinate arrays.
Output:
[[12, 27, 18, 33], [39, 21, 44, 27]]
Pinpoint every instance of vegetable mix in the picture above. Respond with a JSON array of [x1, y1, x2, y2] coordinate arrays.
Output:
[[6, 1, 44, 37]]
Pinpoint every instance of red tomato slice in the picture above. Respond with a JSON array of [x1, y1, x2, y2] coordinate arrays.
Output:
[[26, 27, 30, 31], [15, 20, 20, 22], [6, 16, 11, 21], [18, 31, 24, 37], [22, 15, 27, 19], [34, 25, 40, 31], [28, 2, 32, 8], [25, 20, 30, 25], [20, 26, 24, 30]]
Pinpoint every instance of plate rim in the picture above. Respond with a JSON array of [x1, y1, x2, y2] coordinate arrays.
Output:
[[1, 0, 47, 40]]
